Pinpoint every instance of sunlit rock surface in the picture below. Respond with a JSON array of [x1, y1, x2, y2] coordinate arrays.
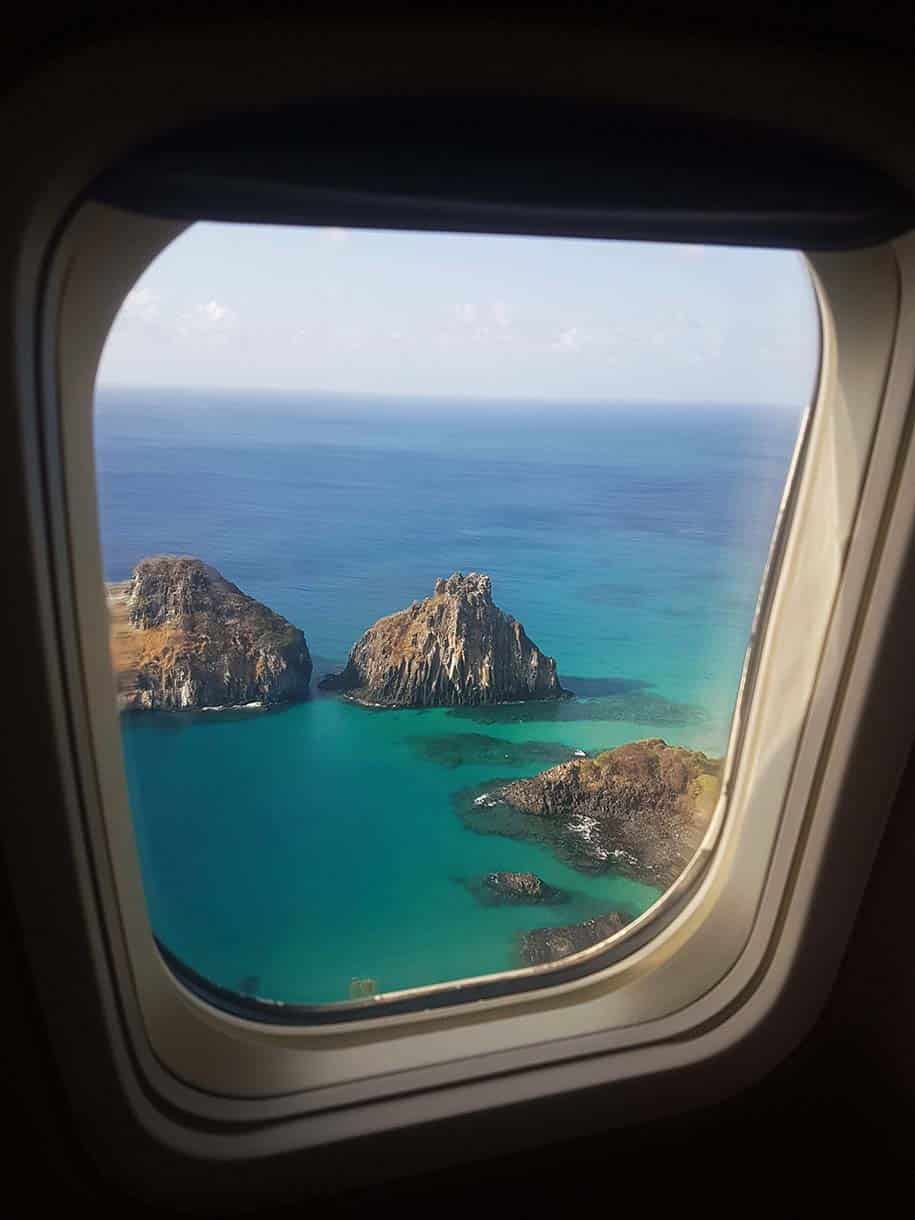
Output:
[[499, 738, 721, 888], [319, 572, 565, 707], [108, 555, 312, 711]]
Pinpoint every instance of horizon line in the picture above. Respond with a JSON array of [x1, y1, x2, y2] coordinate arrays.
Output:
[[95, 382, 807, 412]]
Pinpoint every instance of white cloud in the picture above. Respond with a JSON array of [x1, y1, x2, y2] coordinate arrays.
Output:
[[119, 285, 160, 324], [491, 301, 511, 327], [177, 300, 239, 340], [551, 325, 581, 352], [453, 302, 513, 330], [198, 300, 234, 325]]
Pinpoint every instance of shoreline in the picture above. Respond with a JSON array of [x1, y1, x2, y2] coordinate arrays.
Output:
[[334, 689, 575, 711]]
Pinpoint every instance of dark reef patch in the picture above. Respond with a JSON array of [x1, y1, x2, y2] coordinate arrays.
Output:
[[408, 733, 578, 769], [578, 582, 646, 608], [447, 689, 708, 728], [456, 783, 616, 874], [558, 675, 652, 698], [456, 871, 571, 907]]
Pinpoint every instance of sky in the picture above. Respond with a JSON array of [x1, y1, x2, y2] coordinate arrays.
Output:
[[97, 222, 820, 407]]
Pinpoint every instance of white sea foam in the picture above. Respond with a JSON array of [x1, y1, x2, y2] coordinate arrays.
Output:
[[200, 700, 264, 713], [567, 815, 610, 860], [568, 814, 599, 841]]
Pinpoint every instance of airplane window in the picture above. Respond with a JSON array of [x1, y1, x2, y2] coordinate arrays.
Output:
[[94, 223, 818, 1013]]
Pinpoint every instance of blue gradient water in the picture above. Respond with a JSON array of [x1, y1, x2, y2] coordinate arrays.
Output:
[[95, 388, 802, 1003]]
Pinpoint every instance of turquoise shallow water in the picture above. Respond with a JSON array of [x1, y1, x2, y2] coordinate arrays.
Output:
[[99, 389, 802, 1003]]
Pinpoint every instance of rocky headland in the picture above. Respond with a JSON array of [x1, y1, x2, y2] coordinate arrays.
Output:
[[461, 738, 721, 889], [107, 555, 312, 711], [520, 911, 630, 965], [318, 572, 564, 707]]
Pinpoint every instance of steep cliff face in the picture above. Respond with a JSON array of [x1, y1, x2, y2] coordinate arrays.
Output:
[[319, 572, 564, 707], [108, 555, 312, 711], [498, 738, 721, 888]]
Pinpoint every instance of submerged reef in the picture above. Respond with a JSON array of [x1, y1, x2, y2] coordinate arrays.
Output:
[[408, 733, 579, 769]]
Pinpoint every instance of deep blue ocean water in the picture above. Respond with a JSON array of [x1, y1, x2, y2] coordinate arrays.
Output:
[[95, 387, 802, 1004]]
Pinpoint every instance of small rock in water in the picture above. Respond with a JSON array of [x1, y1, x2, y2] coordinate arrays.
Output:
[[482, 871, 566, 904]]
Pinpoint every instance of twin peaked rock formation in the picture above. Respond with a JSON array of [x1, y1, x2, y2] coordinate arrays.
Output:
[[107, 560, 562, 712], [318, 571, 565, 707]]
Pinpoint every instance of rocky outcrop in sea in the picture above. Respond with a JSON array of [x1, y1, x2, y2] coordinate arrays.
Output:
[[461, 871, 568, 906], [520, 911, 630, 965], [502, 738, 720, 887], [461, 738, 721, 889], [107, 555, 312, 711], [318, 572, 564, 707]]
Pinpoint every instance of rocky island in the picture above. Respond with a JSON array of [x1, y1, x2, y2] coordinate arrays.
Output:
[[463, 738, 721, 889], [319, 572, 565, 707], [107, 555, 312, 711]]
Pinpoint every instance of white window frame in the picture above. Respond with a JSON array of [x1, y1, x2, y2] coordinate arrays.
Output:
[[32, 195, 915, 1118]]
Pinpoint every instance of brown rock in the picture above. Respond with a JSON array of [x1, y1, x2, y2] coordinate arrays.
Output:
[[107, 555, 312, 711], [318, 572, 564, 707], [520, 911, 629, 965], [500, 738, 721, 888], [482, 871, 566, 904]]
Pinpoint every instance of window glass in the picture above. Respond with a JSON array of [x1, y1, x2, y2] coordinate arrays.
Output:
[[96, 225, 817, 1008]]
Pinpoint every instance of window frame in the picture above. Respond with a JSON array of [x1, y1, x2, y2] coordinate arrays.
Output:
[[35, 195, 914, 1107], [6, 22, 915, 1204]]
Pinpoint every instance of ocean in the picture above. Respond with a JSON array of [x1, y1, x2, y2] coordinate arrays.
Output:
[[95, 386, 803, 1004]]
